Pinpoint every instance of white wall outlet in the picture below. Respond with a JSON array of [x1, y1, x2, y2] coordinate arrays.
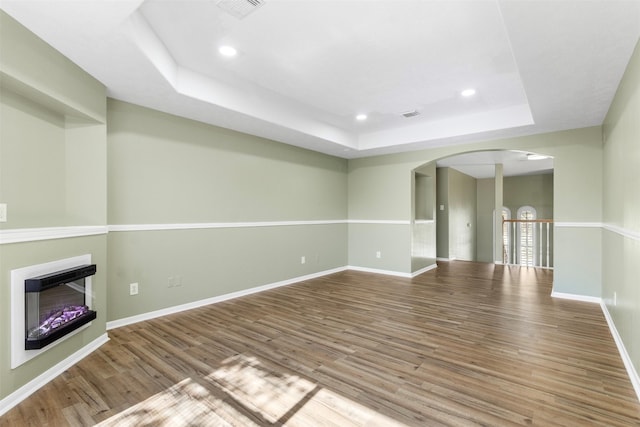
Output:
[[439, 204, 445, 211], [0, 203, 7, 222], [301, 256, 306, 264], [376, 251, 381, 259], [129, 282, 139, 295]]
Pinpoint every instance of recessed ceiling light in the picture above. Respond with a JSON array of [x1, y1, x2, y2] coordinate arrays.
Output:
[[527, 153, 549, 161], [219, 45, 237, 57], [356, 114, 367, 121], [461, 88, 476, 97]]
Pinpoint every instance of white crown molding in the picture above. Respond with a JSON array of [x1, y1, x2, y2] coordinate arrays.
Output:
[[603, 223, 640, 242], [0, 219, 416, 244], [554, 222, 639, 242], [0, 333, 109, 417], [414, 220, 435, 225], [348, 220, 412, 225], [554, 222, 604, 228], [109, 220, 416, 232], [0, 226, 108, 245], [108, 220, 347, 232]]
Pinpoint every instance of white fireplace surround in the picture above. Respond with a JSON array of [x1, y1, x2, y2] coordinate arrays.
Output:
[[11, 254, 94, 369]]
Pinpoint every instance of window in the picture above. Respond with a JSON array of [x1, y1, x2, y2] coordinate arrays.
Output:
[[517, 206, 537, 266]]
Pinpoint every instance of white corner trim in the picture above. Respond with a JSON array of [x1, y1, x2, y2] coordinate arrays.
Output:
[[108, 220, 346, 232], [107, 266, 348, 330], [411, 263, 438, 277], [0, 333, 109, 417], [600, 302, 640, 402], [550, 291, 602, 304], [347, 265, 412, 278], [0, 226, 108, 245], [603, 224, 640, 242]]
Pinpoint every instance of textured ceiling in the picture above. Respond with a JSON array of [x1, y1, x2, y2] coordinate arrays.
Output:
[[1, 0, 639, 163]]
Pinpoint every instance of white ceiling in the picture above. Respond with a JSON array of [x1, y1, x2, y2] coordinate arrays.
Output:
[[1, 0, 639, 161], [436, 150, 553, 179]]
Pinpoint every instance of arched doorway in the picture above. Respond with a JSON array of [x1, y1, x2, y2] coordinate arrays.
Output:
[[412, 149, 554, 268]]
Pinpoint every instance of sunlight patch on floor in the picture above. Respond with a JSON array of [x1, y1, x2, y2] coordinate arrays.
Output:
[[95, 377, 255, 426], [206, 354, 317, 423], [205, 354, 406, 426], [96, 353, 407, 426]]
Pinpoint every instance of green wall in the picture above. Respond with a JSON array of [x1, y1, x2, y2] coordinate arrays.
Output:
[[3, 6, 639, 409], [0, 11, 107, 401], [434, 167, 477, 261], [447, 168, 477, 261], [503, 174, 554, 220], [476, 178, 495, 263], [602, 39, 640, 381], [436, 168, 450, 259], [107, 100, 348, 321], [411, 162, 437, 272], [348, 126, 603, 291]]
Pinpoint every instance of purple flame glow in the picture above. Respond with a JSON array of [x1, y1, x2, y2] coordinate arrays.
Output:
[[27, 305, 90, 339]]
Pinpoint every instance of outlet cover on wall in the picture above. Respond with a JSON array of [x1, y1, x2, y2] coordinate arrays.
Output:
[[301, 256, 306, 264], [376, 251, 381, 259], [0, 203, 7, 222], [130, 282, 139, 295]]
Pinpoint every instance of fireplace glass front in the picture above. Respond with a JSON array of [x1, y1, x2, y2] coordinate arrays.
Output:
[[25, 264, 97, 350]]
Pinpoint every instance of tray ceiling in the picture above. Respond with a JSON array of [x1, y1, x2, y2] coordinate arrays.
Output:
[[1, 0, 639, 159]]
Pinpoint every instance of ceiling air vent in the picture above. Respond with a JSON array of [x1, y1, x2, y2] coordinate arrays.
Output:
[[401, 110, 421, 118], [216, 0, 265, 19]]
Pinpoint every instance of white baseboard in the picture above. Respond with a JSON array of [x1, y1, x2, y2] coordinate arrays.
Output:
[[107, 267, 348, 330], [600, 302, 640, 402], [347, 265, 413, 278], [109, 264, 439, 330], [411, 263, 438, 277], [0, 333, 109, 417], [550, 291, 602, 304], [551, 291, 640, 402]]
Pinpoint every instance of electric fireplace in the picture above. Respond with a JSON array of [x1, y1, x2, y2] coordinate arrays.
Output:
[[25, 264, 97, 350]]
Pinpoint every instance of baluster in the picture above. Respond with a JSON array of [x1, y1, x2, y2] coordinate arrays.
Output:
[[512, 221, 515, 264], [539, 222, 542, 267]]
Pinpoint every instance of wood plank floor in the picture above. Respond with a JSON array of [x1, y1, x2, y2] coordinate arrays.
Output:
[[2, 261, 639, 426]]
